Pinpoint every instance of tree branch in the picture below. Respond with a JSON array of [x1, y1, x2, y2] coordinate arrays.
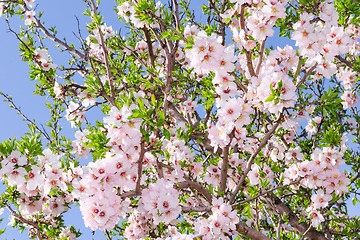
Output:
[[6, 204, 43, 240], [0, 92, 51, 142], [236, 221, 272, 240], [229, 113, 284, 204], [175, 179, 213, 204], [266, 193, 329, 240], [22, 4, 87, 60]]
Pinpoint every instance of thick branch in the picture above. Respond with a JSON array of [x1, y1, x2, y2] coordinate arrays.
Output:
[[219, 144, 230, 193], [6, 204, 43, 240], [181, 205, 211, 213], [219, 130, 235, 194], [296, 64, 317, 89], [266, 193, 328, 240], [335, 55, 354, 69], [236, 221, 272, 240], [176, 179, 213, 204], [142, 27, 156, 68], [136, 142, 145, 193]]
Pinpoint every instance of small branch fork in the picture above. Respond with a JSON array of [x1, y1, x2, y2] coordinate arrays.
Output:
[[89, 0, 116, 106], [231, 179, 301, 207], [266, 193, 329, 240], [6, 203, 43, 240], [0, 92, 51, 142], [22, 4, 87, 60], [229, 112, 284, 204]]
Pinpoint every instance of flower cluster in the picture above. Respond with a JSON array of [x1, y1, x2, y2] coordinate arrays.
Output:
[[194, 198, 239, 239], [185, 30, 236, 76], [208, 97, 252, 150], [284, 146, 350, 226], [74, 104, 143, 230], [23, 0, 36, 25], [86, 24, 116, 61], [139, 179, 181, 225], [65, 102, 85, 128], [33, 48, 57, 71], [117, 1, 162, 28], [0, 149, 77, 234], [248, 45, 298, 113]]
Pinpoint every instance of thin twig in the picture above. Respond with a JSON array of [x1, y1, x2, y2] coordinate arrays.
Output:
[[0, 92, 51, 142], [232, 179, 301, 207], [255, 37, 267, 76], [229, 113, 284, 204], [296, 64, 317, 89], [135, 141, 145, 193], [22, 4, 86, 60], [6, 203, 43, 240]]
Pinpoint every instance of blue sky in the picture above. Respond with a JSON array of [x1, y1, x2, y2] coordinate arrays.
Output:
[[0, 0, 359, 239], [0, 1, 120, 239]]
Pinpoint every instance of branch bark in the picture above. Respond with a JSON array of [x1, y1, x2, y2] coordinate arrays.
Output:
[[236, 221, 272, 240], [266, 193, 329, 240], [176, 179, 213, 204], [6, 204, 43, 240]]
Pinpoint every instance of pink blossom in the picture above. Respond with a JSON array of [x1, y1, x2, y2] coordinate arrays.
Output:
[[24, 10, 35, 26]]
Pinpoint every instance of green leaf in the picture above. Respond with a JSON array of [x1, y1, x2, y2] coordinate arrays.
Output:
[[137, 97, 146, 113], [163, 129, 170, 140], [265, 94, 275, 102], [157, 111, 165, 126], [151, 94, 156, 106]]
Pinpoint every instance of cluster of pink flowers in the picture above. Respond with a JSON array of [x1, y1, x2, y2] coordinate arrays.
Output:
[[77, 152, 134, 230], [139, 179, 181, 225], [59, 226, 77, 240], [0, 149, 78, 234], [284, 146, 350, 227], [248, 45, 298, 113], [229, 0, 288, 54], [78, 158, 132, 230], [65, 102, 85, 128], [305, 116, 322, 136], [73, 104, 143, 230], [78, 91, 96, 107], [123, 210, 150, 239], [23, 0, 36, 26], [104, 105, 142, 161], [86, 24, 115, 61], [292, 2, 354, 75], [24, 10, 35, 26], [33, 48, 57, 71], [291, 1, 360, 109], [247, 163, 274, 186], [185, 30, 236, 76], [208, 97, 252, 151], [117, 1, 162, 29], [244, 0, 287, 40], [180, 99, 198, 115], [194, 198, 239, 239], [71, 129, 91, 158]]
